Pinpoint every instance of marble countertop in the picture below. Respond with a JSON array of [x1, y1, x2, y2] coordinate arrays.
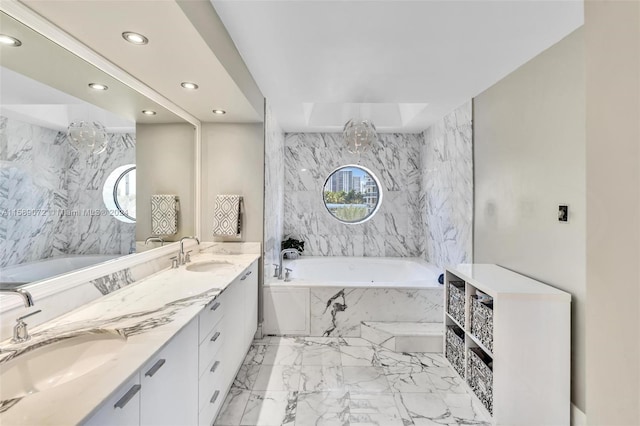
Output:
[[0, 251, 260, 425]]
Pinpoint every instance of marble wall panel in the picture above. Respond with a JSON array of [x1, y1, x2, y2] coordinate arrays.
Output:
[[420, 102, 473, 268], [283, 133, 422, 257], [0, 116, 135, 267]]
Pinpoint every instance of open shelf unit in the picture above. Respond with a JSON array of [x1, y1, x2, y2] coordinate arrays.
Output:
[[444, 264, 571, 426]]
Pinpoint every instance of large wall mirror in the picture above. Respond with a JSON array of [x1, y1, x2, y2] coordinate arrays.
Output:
[[0, 11, 197, 290]]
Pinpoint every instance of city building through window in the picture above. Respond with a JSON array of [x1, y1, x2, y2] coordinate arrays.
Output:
[[322, 165, 382, 224]]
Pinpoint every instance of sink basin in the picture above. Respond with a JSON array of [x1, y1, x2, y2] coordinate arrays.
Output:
[[0, 332, 126, 401], [186, 260, 233, 273]]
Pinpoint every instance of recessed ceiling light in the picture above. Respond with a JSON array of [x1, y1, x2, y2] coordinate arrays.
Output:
[[212, 110, 226, 115], [181, 82, 199, 90], [142, 110, 156, 116], [88, 83, 108, 91], [0, 35, 22, 47], [122, 31, 148, 45]]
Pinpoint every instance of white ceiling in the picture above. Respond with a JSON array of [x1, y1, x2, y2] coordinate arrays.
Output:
[[212, 0, 584, 132], [21, 0, 264, 123]]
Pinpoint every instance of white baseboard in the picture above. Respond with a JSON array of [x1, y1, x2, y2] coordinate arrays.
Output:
[[571, 404, 587, 426]]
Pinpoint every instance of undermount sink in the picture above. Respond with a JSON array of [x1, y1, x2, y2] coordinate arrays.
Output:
[[186, 260, 233, 273], [0, 332, 126, 401]]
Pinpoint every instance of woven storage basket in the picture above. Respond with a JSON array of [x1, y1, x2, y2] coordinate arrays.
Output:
[[470, 296, 494, 352], [467, 347, 493, 414], [447, 281, 465, 326], [445, 326, 465, 378]]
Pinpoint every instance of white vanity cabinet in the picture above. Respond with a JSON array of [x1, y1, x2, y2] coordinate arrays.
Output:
[[199, 260, 259, 425], [140, 319, 199, 426], [84, 319, 199, 426], [84, 375, 142, 426], [83, 259, 259, 426]]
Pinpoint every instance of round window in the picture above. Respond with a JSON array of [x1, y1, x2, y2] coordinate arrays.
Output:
[[103, 164, 136, 223], [322, 165, 382, 224]]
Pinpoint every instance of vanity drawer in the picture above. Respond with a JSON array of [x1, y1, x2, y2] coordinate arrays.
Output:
[[198, 386, 224, 426], [198, 356, 225, 412], [199, 323, 225, 377], [199, 296, 225, 344]]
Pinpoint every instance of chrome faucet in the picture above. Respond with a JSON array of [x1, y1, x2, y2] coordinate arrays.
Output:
[[279, 249, 299, 279], [145, 236, 165, 246], [0, 288, 35, 307], [179, 236, 200, 265]]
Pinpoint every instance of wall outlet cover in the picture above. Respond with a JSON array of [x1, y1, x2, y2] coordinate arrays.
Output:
[[558, 205, 568, 222]]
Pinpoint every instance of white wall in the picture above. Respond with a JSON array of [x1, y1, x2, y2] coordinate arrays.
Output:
[[473, 28, 586, 412], [585, 1, 640, 424], [136, 123, 196, 242], [201, 123, 264, 244]]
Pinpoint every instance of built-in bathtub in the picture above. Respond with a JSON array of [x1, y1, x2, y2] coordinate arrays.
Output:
[[0, 255, 121, 288], [263, 257, 444, 336]]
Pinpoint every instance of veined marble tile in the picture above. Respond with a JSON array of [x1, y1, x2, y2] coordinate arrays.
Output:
[[298, 366, 344, 392], [424, 367, 467, 394], [310, 288, 443, 337], [302, 345, 342, 366], [215, 388, 252, 426], [253, 365, 302, 392], [393, 392, 490, 425], [240, 391, 297, 426], [343, 366, 390, 393], [340, 345, 376, 367], [233, 364, 261, 391], [262, 344, 304, 366], [349, 393, 404, 426], [295, 391, 350, 426], [244, 344, 269, 365]]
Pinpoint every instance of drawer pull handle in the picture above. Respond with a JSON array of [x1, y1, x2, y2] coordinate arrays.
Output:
[[145, 359, 166, 377], [210, 331, 221, 342], [210, 302, 221, 311], [240, 275, 247, 281], [114, 384, 141, 409], [210, 390, 220, 404], [210, 360, 221, 373], [245, 270, 253, 276]]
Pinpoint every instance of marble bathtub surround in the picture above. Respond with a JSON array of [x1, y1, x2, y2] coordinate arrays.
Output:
[[215, 336, 490, 426], [0, 115, 136, 269], [0, 250, 260, 424], [310, 286, 443, 337]]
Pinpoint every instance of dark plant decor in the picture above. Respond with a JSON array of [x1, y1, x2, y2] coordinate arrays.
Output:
[[281, 237, 305, 255]]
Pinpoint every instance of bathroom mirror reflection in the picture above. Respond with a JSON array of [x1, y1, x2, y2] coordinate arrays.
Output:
[[0, 11, 195, 289], [322, 165, 382, 224]]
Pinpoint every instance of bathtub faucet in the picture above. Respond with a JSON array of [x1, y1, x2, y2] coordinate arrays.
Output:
[[279, 249, 300, 280]]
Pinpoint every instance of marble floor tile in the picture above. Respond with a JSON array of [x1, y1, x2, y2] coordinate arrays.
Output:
[[425, 367, 467, 394], [299, 365, 345, 392], [337, 337, 374, 347], [215, 388, 251, 426], [303, 345, 342, 366], [240, 391, 298, 426], [304, 337, 342, 347], [349, 393, 404, 426], [263, 344, 304, 366], [384, 365, 437, 393], [295, 391, 350, 426], [393, 392, 490, 425], [269, 336, 306, 346], [343, 366, 390, 393], [340, 345, 376, 366], [244, 344, 269, 365], [233, 364, 262, 390], [254, 365, 302, 392]]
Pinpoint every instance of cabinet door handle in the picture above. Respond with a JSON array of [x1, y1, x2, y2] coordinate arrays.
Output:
[[210, 302, 221, 311], [114, 384, 141, 409], [245, 270, 253, 276], [210, 390, 220, 404], [240, 275, 247, 281], [145, 359, 166, 377], [210, 331, 221, 342], [210, 360, 221, 373]]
